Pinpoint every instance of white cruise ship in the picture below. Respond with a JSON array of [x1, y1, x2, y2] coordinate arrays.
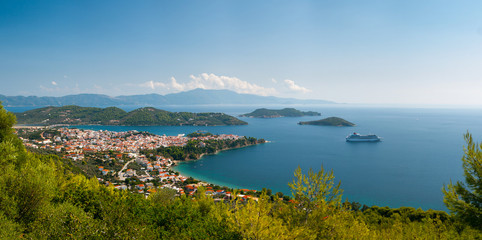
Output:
[[346, 132, 381, 142]]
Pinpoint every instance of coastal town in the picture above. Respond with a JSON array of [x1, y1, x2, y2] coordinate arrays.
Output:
[[15, 126, 262, 200]]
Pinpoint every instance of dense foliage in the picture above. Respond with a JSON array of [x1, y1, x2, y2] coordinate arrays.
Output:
[[186, 131, 214, 138], [1, 103, 480, 239], [298, 117, 355, 127], [443, 132, 482, 229], [240, 108, 321, 118], [142, 137, 264, 161], [14, 105, 247, 126]]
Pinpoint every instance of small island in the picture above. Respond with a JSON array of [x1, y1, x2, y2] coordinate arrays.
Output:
[[239, 108, 321, 118], [298, 117, 355, 127], [14, 105, 247, 126]]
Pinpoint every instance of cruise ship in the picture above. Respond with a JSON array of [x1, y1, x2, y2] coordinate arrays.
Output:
[[346, 132, 381, 142]]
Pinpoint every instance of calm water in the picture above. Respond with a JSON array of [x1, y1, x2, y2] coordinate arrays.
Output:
[[9, 105, 482, 210]]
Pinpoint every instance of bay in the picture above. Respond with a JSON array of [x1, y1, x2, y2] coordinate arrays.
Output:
[[9, 105, 482, 211]]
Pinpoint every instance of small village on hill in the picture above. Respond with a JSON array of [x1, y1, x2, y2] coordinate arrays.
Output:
[[15, 126, 265, 201]]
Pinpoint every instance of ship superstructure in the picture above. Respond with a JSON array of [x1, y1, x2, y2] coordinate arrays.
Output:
[[346, 132, 381, 142]]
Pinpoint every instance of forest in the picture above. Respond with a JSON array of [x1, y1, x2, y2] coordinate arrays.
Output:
[[142, 136, 264, 161], [14, 105, 247, 126], [1, 103, 481, 239], [240, 108, 321, 118]]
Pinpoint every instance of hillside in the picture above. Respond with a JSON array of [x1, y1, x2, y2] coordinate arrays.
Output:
[[298, 117, 355, 126], [239, 108, 321, 118], [0, 88, 334, 107], [14, 105, 247, 126], [1, 102, 480, 239]]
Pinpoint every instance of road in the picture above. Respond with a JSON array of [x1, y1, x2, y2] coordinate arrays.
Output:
[[118, 159, 135, 181]]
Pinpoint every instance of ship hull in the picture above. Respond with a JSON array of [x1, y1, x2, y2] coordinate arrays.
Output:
[[346, 138, 380, 142], [346, 133, 381, 142]]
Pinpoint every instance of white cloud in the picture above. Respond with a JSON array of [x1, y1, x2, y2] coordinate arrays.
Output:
[[271, 78, 278, 83], [51, 81, 57, 86], [140, 80, 166, 90], [140, 73, 277, 96], [170, 77, 185, 91], [284, 79, 311, 93]]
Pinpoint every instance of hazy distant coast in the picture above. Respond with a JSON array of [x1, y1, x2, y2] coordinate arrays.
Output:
[[0, 88, 334, 107]]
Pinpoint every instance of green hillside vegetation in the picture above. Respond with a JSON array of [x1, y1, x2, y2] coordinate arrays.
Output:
[[1, 102, 480, 239], [240, 108, 321, 118], [299, 117, 355, 126], [14, 105, 247, 126], [186, 131, 213, 138], [141, 137, 265, 160]]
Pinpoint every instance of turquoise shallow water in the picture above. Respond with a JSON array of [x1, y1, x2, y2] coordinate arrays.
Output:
[[10, 105, 482, 210]]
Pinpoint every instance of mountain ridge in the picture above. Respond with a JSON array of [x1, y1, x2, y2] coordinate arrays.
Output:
[[0, 89, 334, 107], [14, 105, 247, 126]]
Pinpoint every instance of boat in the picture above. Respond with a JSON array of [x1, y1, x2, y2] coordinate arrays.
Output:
[[346, 132, 381, 142]]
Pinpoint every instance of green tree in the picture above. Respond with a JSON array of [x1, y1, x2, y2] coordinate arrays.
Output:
[[289, 165, 343, 205], [0, 103, 15, 142], [443, 132, 482, 229], [149, 188, 177, 206], [288, 165, 343, 223], [227, 193, 295, 239]]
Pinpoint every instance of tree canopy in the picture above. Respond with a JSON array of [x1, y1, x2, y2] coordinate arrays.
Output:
[[14, 105, 247, 126], [443, 132, 482, 229]]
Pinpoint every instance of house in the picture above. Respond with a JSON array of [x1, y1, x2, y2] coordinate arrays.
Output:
[[102, 169, 109, 175], [55, 146, 62, 152], [158, 173, 169, 181], [125, 169, 134, 177]]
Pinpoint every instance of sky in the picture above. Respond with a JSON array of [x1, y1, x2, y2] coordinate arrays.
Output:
[[1, 0, 482, 105]]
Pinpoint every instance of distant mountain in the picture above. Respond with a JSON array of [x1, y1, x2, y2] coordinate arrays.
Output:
[[298, 117, 355, 127], [15, 105, 247, 126], [239, 108, 321, 118], [0, 94, 121, 107], [0, 89, 334, 107]]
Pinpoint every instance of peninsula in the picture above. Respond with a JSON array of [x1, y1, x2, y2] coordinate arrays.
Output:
[[240, 108, 321, 118], [298, 117, 355, 127], [16, 126, 265, 197], [14, 105, 247, 126]]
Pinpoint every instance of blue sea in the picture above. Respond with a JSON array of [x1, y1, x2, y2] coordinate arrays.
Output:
[[8, 105, 482, 211]]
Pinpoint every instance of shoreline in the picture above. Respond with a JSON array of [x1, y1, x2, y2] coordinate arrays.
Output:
[[171, 142, 267, 190], [173, 165, 245, 190], [15, 124, 247, 127], [172, 141, 265, 164]]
